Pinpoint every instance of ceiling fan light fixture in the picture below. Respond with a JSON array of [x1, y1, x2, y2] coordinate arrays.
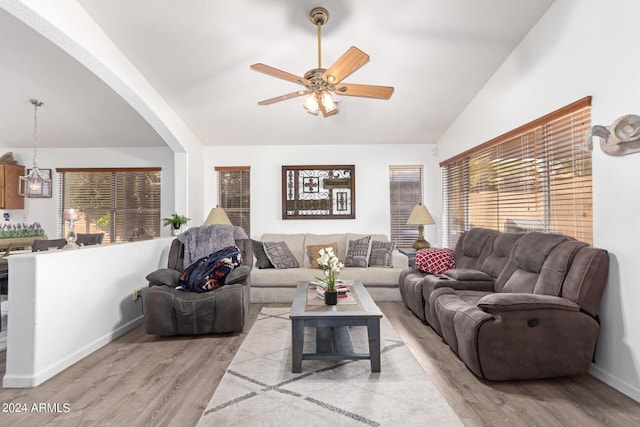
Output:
[[303, 93, 320, 115], [18, 99, 52, 198], [250, 7, 393, 118], [321, 91, 338, 113]]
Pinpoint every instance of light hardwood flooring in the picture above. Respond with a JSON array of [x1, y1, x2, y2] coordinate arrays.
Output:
[[0, 302, 639, 426]]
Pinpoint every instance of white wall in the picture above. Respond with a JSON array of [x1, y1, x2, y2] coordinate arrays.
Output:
[[1, 146, 176, 238], [3, 237, 173, 387], [204, 143, 441, 245], [437, 0, 640, 401]]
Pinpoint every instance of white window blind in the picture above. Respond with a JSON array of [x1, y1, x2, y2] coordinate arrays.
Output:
[[216, 166, 250, 237], [57, 168, 161, 243], [389, 165, 424, 247], [441, 97, 592, 249]]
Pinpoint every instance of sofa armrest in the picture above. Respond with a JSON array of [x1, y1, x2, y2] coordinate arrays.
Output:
[[392, 249, 409, 268], [477, 293, 580, 312]]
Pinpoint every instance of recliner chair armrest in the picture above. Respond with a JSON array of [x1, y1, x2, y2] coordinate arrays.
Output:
[[146, 268, 181, 287], [477, 293, 580, 312]]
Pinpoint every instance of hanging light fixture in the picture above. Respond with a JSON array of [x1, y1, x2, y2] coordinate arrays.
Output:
[[19, 99, 52, 198]]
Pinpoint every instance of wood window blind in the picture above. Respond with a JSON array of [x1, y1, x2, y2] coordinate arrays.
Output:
[[441, 97, 592, 248], [57, 168, 161, 243], [216, 166, 250, 237], [389, 165, 424, 247]]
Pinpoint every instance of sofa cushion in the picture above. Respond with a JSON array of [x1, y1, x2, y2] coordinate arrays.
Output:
[[454, 228, 498, 269], [307, 242, 339, 269], [252, 239, 274, 269], [415, 248, 455, 274], [369, 240, 396, 267], [263, 241, 300, 269], [480, 233, 523, 278], [345, 236, 371, 267], [499, 233, 570, 293]]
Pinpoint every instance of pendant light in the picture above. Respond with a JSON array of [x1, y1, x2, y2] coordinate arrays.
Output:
[[19, 99, 52, 198]]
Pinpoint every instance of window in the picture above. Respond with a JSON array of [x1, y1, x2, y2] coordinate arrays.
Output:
[[216, 166, 250, 236], [389, 165, 424, 247], [441, 97, 592, 248], [58, 168, 161, 243]]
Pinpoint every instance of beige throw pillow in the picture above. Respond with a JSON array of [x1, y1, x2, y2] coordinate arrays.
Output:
[[307, 242, 339, 269]]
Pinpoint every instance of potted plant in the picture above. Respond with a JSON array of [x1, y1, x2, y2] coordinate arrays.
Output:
[[315, 247, 345, 305], [162, 213, 190, 236]]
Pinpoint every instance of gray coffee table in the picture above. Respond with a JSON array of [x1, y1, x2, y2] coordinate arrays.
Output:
[[289, 280, 383, 373]]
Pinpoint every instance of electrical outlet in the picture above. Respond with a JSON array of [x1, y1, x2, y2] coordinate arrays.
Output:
[[133, 288, 142, 301]]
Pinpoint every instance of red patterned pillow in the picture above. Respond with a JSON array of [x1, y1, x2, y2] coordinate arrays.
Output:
[[415, 248, 455, 275]]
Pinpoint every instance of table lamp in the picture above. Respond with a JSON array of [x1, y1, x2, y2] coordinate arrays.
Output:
[[406, 204, 435, 249]]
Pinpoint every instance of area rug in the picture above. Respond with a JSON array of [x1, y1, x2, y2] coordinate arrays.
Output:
[[197, 307, 462, 427]]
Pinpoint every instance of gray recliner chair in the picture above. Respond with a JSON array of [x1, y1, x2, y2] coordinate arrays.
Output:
[[144, 236, 253, 336]]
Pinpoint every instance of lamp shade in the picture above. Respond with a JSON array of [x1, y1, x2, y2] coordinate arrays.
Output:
[[406, 204, 435, 225], [203, 207, 232, 226]]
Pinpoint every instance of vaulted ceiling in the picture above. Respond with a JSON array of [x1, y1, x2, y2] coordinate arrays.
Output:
[[0, 0, 555, 149]]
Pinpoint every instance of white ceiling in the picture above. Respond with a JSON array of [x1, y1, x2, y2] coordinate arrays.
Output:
[[0, 0, 555, 150]]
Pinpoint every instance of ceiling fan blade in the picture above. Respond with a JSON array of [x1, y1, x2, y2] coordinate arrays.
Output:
[[250, 63, 309, 85], [322, 46, 369, 84], [334, 83, 394, 99], [257, 90, 311, 105]]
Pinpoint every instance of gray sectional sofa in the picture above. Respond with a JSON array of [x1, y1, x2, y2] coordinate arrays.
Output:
[[399, 228, 609, 381], [251, 232, 408, 303]]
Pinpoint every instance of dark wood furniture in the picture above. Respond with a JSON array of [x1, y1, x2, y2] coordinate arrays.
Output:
[[0, 164, 25, 209]]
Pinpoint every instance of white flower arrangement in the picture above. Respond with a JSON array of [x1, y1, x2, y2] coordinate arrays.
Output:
[[315, 247, 345, 292]]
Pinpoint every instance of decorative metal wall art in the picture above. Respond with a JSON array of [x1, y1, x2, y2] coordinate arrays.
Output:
[[282, 165, 355, 219]]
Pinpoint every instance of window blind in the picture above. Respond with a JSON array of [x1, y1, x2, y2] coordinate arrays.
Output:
[[389, 165, 424, 247], [57, 168, 161, 243], [441, 97, 592, 248], [216, 166, 250, 237]]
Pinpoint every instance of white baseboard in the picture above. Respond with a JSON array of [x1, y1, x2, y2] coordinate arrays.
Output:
[[590, 364, 640, 403]]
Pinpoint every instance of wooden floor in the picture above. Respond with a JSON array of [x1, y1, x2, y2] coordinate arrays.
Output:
[[1, 302, 639, 426]]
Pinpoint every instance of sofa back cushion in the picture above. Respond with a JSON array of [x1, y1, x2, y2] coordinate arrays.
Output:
[[454, 228, 498, 270], [480, 232, 523, 278], [497, 232, 571, 294]]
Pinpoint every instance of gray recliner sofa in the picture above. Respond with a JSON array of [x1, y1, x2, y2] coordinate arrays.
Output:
[[144, 237, 253, 336], [399, 228, 609, 381]]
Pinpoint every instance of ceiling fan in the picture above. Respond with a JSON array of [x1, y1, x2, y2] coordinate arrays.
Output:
[[250, 7, 394, 117]]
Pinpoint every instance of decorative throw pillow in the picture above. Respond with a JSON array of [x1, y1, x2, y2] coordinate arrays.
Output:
[[146, 268, 181, 287], [307, 242, 339, 269], [344, 236, 371, 268], [252, 239, 274, 269], [415, 248, 455, 275], [368, 240, 396, 268], [263, 241, 300, 269]]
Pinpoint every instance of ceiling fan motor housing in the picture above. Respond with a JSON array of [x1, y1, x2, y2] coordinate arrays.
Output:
[[310, 7, 329, 26]]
